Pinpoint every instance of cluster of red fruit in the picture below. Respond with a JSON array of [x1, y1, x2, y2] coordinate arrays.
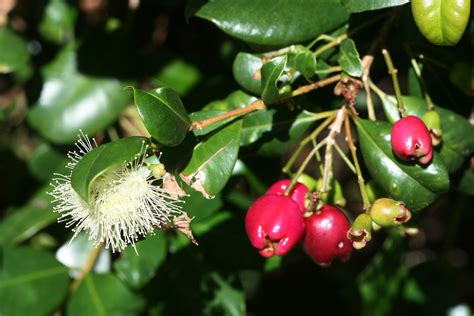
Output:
[[245, 179, 352, 267], [245, 114, 432, 266]]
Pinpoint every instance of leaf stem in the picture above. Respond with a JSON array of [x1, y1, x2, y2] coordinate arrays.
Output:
[[282, 113, 336, 174], [382, 49, 406, 117], [190, 99, 265, 131], [69, 242, 104, 293], [345, 116, 370, 210]]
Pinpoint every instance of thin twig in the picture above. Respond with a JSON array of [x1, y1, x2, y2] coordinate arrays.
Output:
[[382, 49, 405, 117], [345, 116, 370, 210], [333, 142, 356, 174], [285, 139, 329, 195], [290, 74, 341, 97], [361, 55, 376, 120], [190, 100, 265, 130], [69, 243, 104, 293], [313, 13, 388, 57], [282, 113, 336, 174], [320, 107, 346, 192], [408, 53, 434, 110]]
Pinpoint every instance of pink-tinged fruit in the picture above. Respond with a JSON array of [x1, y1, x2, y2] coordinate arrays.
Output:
[[303, 205, 352, 267], [391, 115, 433, 165], [266, 179, 309, 212], [245, 194, 305, 258]]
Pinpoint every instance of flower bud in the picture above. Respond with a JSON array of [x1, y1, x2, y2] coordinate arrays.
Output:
[[369, 198, 412, 227], [149, 163, 166, 179], [347, 213, 372, 249], [391, 115, 433, 165], [266, 179, 309, 213], [422, 110, 442, 146], [303, 205, 352, 267], [245, 195, 305, 258]]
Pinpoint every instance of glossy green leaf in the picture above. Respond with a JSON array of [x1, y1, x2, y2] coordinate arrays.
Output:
[[187, 0, 350, 46], [56, 233, 110, 276], [380, 95, 423, 123], [241, 109, 275, 146], [449, 62, 474, 96], [411, 0, 471, 46], [203, 90, 257, 112], [181, 120, 242, 198], [380, 95, 474, 172], [28, 44, 129, 144], [39, 0, 77, 44], [0, 27, 30, 74], [114, 233, 167, 289], [294, 51, 317, 79], [458, 167, 474, 195], [67, 274, 145, 316], [177, 186, 226, 237], [0, 247, 69, 316], [27, 143, 66, 182], [232, 52, 263, 95], [182, 189, 224, 222], [258, 110, 319, 156], [407, 66, 424, 99], [152, 58, 201, 96], [131, 87, 191, 146], [71, 137, 149, 203], [437, 107, 474, 172], [356, 119, 449, 211], [0, 187, 57, 246], [205, 273, 246, 316], [338, 39, 363, 77], [342, 0, 409, 12], [261, 56, 287, 104]]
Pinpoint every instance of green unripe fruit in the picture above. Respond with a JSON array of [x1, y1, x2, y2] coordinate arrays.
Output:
[[411, 0, 471, 46], [297, 173, 317, 191], [422, 110, 442, 146], [369, 198, 412, 227], [316, 178, 346, 207], [347, 213, 372, 250]]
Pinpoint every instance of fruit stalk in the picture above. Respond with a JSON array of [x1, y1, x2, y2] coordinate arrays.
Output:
[[320, 107, 346, 193], [345, 115, 370, 210], [382, 49, 406, 117]]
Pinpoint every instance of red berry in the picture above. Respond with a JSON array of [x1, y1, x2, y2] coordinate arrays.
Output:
[[245, 194, 305, 258], [391, 115, 433, 165], [266, 179, 309, 212], [303, 205, 352, 267]]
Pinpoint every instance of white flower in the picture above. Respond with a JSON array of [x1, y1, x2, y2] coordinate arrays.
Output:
[[49, 132, 184, 252]]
